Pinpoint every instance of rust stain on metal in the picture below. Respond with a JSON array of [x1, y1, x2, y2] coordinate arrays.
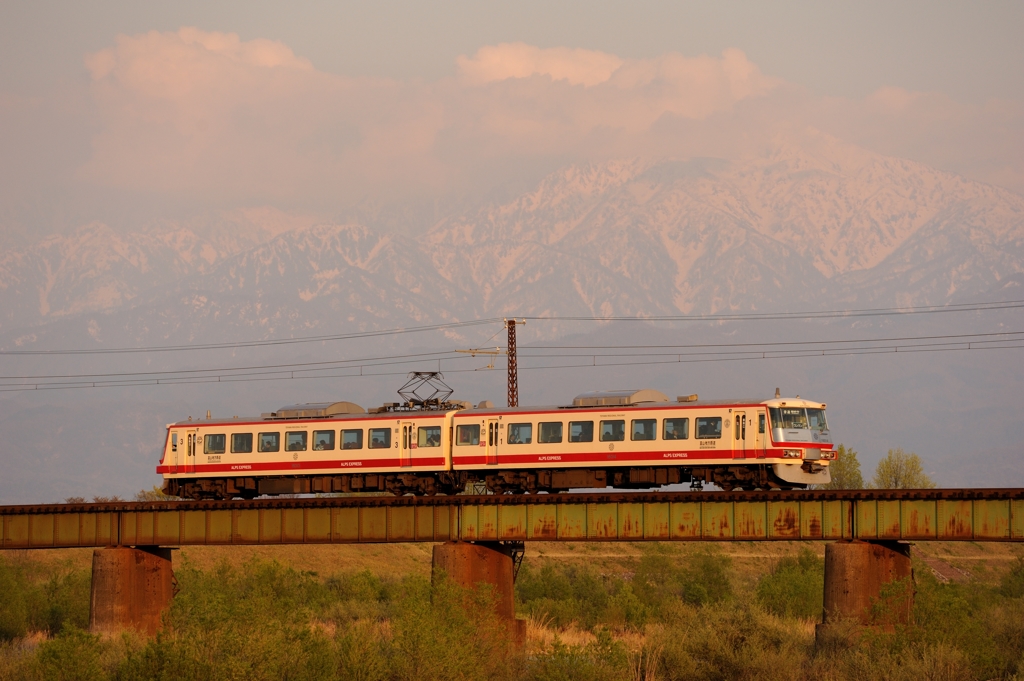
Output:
[[703, 503, 732, 538], [588, 504, 619, 539], [619, 505, 643, 539], [975, 500, 1010, 539], [905, 508, 932, 538], [558, 506, 586, 539], [734, 505, 765, 539], [534, 517, 557, 539], [800, 502, 824, 539], [772, 507, 799, 538], [671, 503, 701, 539]]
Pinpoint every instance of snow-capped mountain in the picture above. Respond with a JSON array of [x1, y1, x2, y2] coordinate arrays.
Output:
[[1, 133, 1022, 349]]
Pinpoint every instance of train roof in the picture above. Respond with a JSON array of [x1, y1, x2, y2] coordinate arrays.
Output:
[[166, 391, 826, 427]]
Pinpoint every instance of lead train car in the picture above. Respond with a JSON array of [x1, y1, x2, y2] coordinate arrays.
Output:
[[158, 389, 834, 499]]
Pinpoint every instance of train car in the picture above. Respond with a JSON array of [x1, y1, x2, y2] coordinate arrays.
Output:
[[158, 388, 834, 499], [449, 389, 834, 492], [158, 401, 460, 499]]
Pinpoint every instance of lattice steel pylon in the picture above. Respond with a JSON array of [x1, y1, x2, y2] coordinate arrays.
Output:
[[505, 319, 523, 407]]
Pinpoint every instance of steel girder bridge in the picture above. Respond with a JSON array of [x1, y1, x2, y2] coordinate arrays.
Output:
[[3, 489, 1022, 639], [2, 489, 1022, 549]]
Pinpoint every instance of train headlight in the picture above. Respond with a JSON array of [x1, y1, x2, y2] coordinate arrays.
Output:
[[783, 449, 802, 458], [821, 449, 837, 460]]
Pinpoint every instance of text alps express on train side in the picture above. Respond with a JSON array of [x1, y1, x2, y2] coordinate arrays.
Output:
[[158, 388, 836, 499]]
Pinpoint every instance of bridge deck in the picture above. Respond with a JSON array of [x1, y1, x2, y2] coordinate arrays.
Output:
[[2, 490, 1022, 549]]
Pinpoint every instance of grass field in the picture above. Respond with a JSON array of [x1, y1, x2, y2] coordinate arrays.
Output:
[[2, 540, 1023, 680]]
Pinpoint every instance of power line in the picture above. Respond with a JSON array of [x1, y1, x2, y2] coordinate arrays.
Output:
[[523, 300, 1024, 322], [521, 330, 1024, 351], [2, 299, 1019, 357], [5, 330, 1018, 383], [0, 318, 503, 356], [1, 334, 1020, 392]]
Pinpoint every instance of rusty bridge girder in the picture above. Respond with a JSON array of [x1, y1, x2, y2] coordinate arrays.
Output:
[[2, 490, 1023, 550]]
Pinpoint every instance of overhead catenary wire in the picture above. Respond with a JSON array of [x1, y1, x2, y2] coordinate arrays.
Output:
[[1, 299, 1020, 357], [0, 318, 503, 356], [521, 299, 1024, 322], [4, 330, 1021, 383], [2, 340, 1020, 393], [1, 331, 1021, 392]]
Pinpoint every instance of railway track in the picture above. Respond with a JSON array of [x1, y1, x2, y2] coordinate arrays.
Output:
[[2, 488, 1022, 548]]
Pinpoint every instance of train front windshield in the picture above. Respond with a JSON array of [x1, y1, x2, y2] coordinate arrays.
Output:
[[769, 407, 830, 442]]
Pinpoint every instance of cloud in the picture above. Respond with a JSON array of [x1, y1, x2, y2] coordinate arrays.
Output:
[[65, 28, 1024, 206], [457, 43, 623, 87]]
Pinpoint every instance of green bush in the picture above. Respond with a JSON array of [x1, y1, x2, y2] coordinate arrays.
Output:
[[527, 629, 627, 681], [516, 564, 613, 629], [0, 560, 30, 641], [6, 548, 1024, 681], [0, 557, 90, 641], [676, 548, 733, 606], [1000, 556, 1024, 599], [755, 548, 824, 619], [518, 548, 732, 631], [37, 628, 106, 681]]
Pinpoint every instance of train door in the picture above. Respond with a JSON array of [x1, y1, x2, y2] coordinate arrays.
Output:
[[756, 410, 767, 458], [485, 419, 499, 465], [732, 412, 748, 459], [400, 422, 414, 467], [185, 430, 197, 474]]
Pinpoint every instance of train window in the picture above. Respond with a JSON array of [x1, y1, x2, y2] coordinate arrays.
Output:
[[418, 426, 441, 447], [631, 419, 656, 441], [696, 417, 722, 439], [231, 433, 253, 453], [568, 421, 594, 443], [759, 414, 765, 434], [204, 434, 226, 454], [456, 424, 480, 446], [368, 428, 390, 449], [507, 423, 532, 444], [312, 430, 335, 451], [171, 432, 178, 452], [538, 422, 563, 444], [776, 408, 808, 429], [258, 432, 280, 452], [807, 409, 828, 431], [663, 418, 689, 440], [286, 432, 307, 452], [342, 429, 364, 449], [600, 420, 626, 442]]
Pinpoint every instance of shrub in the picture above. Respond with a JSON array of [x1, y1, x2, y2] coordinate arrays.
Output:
[[516, 564, 613, 629], [0, 561, 29, 642], [756, 548, 824, 619], [528, 629, 627, 681], [677, 548, 733, 607], [37, 627, 107, 681], [1000, 556, 1024, 599]]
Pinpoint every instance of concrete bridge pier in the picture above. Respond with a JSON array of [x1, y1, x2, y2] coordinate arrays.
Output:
[[431, 541, 526, 646], [89, 546, 174, 637], [817, 540, 913, 642]]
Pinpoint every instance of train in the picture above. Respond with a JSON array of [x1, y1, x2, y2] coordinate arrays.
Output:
[[157, 386, 835, 499]]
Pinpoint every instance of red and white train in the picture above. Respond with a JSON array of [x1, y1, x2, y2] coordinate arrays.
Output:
[[158, 388, 835, 498]]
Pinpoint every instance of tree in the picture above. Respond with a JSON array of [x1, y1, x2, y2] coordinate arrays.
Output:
[[818, 444, 864, 489], [871, 448, 936, 489], [134, 485, 177, 501]]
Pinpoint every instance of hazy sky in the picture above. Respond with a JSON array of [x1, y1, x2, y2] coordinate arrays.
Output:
[[4, 0, 1022, 99], [1, 0, 1022, 237]]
